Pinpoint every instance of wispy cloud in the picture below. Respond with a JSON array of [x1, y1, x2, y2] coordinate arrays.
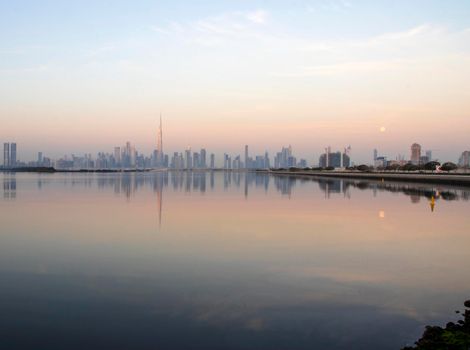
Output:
[[245, 10, 268, 24], [150, 10, 271, 46], [270, 24, 470, 77], [83, 44, 117, 58], [307, 0, 353, 13]]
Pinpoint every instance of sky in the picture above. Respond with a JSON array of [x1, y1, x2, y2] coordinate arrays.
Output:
[[1, 0, 470, 164]]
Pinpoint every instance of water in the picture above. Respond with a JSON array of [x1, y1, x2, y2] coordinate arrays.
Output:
[[1, 171, 469, 350]]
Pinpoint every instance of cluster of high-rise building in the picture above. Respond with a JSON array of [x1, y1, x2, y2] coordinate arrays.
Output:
[[170, 148, 213, 169], [373, 143, 436, 168], [4, 119, 470, 171], [222, 145, 272, 169], [272, 145, 307, 168], [318, 146, 351, 168]]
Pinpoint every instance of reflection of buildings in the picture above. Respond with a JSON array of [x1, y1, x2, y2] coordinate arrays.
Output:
[[274, 176, 296, 196], [152, 172, 166, 227], [318, 179, 342, 197], [3, 176, 17, 199]]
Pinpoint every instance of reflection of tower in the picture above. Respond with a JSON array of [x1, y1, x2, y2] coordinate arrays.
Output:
[[244, 172, 248, 198], [157, 181, 163, 228], [3, 176, 17, 199]]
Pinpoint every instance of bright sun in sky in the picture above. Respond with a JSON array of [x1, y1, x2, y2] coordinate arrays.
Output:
[[380, 127, 386, 133]]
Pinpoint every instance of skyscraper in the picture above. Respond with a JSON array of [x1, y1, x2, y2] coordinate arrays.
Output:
[[157, 114, 163, 155], [244, 145, 249, 169], [10, 143, 17, 167], [200, 148, 207, 168], [425, 150, 432, 162], [210, 153, 215, 168], [3, 143, 10, 168], [185, 147, 192, 169], [156, 114, 163, 167], [114, 147, 121, 167], [459, 151, 470, 167], [410, 143, 422, 164]]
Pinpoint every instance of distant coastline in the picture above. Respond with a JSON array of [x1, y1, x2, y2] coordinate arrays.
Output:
[[3, 167, 470, 186], [267, 169, 470, 186]]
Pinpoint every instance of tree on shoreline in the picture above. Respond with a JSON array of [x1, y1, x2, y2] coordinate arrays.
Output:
[[402, 300, 470, 350]]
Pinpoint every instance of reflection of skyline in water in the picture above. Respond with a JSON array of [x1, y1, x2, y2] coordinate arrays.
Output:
[[1, 171, 470, 350], [3, 176, 16, 200], [2, 171, 470, 232], [2, 171, 469, 243], [3, 172, 470, 215]]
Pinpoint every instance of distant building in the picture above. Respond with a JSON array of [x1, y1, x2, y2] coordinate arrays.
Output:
[[425, 150, 433, 162], [193, 152, 200, 168], [420, 155, 430, 165], [3, 143, 10, 167], [459, 151, 470, 167], [114, 147, 121, 167], [223, 154, 232, 169], [210, 153, 215, 168], [200, 148, 207, 168], [233, 155, 241, 169], [274, 146, 294, 168], [319, 151, 350, 168], [10, 143, 17, 167], [297, 159, 307, 168], [38, 152, 43, 165], [375, 156, 387, 168], [244, 145, 249, 169], [410, 143, 422, 164]]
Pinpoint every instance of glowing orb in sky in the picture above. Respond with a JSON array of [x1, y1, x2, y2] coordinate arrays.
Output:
[[380, 126, 386, 132]]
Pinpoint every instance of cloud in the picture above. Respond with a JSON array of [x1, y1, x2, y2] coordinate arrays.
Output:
[[308, 0, 353, 13], [83, 44, 117, 58], [150, 10, 270, 46], [270, 24, 470, 77], [271, 59, 412, 77], [245, 10, 268, 24]]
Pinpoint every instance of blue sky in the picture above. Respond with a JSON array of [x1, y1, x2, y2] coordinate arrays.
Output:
[[1, 0, 470, 163]]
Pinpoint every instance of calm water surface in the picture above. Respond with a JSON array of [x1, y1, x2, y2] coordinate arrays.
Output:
[[1, 171, 470, 350]]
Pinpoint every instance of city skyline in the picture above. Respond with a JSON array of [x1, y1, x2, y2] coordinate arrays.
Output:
[[1, 116, 468, 166], [1, 1, 470, 163], [3, 135, 469, 170]]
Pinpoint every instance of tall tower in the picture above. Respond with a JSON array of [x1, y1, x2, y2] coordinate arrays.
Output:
[[244, 145, 249, 169], [410, 143, 421, 165], [157, 114, 163, 155], [3, 143, 10, 168], [10, 143, 17, 167]]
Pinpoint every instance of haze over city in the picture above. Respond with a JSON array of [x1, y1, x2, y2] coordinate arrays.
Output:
[[1, 0, 470, 163]]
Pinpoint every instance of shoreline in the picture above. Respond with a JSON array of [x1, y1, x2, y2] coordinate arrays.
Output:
[[2, 167, 470, 186], [267, 170, 470, 186]]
